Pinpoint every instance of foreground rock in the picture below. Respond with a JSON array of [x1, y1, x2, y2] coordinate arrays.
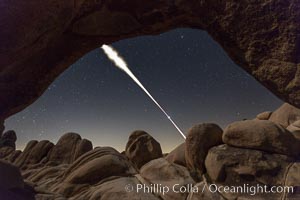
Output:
[[139, 158, 194, 200], [223, 120, 300, 157], [187, 181, 225, 200], [185, 123, 223, 180], [0, 160, 24, 190], [70, 177, 160, 200], [287, 120, 300, 140], [57, 147, 137, 197], [284, 163, 300, 199], [125, 130, 162, 169], [1, 117, 300, 200], [205, 144, 295, 200], [269, 103, 300, 128], [0, 160, 35, 200], [165, 143, 186, 167]]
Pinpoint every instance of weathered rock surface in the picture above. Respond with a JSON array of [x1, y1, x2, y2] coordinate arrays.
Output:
[[70, 177, 160, 200], [1, 0, 300, 124], [57, 147, 136, 197], [14, 140, 54, 169], [3, 132, 93, 175], [256, 111, 272, 120], [0, 124, 300, 200], [223, 120, 300, 157], [287, 120, 300, 140], [187, 181, 225, 200], [269, 103, 300, 128], [185, 123, 223, 180], [125, 130, 162, 169], [165, 143, 186, 167], [14, 140, 39, 168], [47, 132, 92, 164], [284, 163, 300, 200], [139, 158, 195, 200], [205, 144, 296, 200], [63, 147, 136, 184], [205, 145, 293, 186], [0, 146, 15, 159]]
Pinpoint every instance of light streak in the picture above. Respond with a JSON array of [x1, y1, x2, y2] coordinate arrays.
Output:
[[101, 44, 186, 139]]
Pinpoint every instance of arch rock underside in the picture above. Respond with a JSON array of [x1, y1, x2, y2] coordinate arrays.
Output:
[[0, 0, 299, 123]]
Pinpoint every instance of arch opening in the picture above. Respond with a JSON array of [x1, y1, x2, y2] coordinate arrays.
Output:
[[4, 29, 283, 152]]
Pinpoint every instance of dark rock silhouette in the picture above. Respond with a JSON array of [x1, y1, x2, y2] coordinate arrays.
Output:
[[0, 160, 24, 190], [0, 160, 35, 200], [0, 121, 4, 137], [0, 130, 17, 149]]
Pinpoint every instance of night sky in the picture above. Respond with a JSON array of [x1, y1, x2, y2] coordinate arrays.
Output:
[[5, 28, 282, 152]]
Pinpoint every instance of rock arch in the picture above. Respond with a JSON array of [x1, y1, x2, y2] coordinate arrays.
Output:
[[0, 0, 299, 124]]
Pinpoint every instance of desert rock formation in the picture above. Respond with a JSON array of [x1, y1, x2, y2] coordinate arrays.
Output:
[[0, 103, 300, 199]]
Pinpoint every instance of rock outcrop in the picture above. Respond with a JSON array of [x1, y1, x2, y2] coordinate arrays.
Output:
[[47, 132, 93, 165], [205, 145, 294, 186], [165, 143, 186, 167], [125, 130, 163, 169], [0, 104, 300, 199], [185, 123, 223, 180], [256, 111, 273, 120], [187, 181, 225, 200], [204, 144, 299, 200], [57, 147, 137, 197], [269, 103, 300, 128], [1, 0, 300, 123], [139, 158, 195, 200], [70, 177, 160, 200], [287, 120, 300, 140], [0, 130, 17, 149], [223, 120, 300, 157]]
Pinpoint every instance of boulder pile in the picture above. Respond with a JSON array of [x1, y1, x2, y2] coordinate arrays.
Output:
[[0, 103, 300, 199]]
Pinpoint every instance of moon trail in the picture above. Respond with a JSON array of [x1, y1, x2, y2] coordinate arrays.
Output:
[[101, 44, 186, 139]]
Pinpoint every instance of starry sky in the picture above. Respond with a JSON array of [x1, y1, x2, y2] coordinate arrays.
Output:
[[5, 28, 282, 152]]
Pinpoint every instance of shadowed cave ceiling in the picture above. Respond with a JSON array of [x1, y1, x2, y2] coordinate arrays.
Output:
[[0, 0, 300, 133]]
